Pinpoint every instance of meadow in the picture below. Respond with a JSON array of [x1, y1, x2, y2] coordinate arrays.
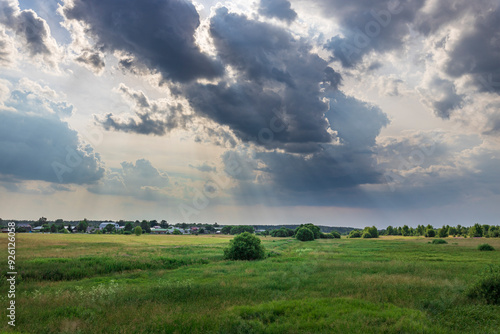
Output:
[[1, 234, 499, 333]]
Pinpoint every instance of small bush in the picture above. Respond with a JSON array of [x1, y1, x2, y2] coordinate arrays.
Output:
[[431, 239, 448, 244], [134, 226, 142, 236], [348, 230, 361, 238], [123, 231, 132, 235], [295, 227, 315, 241], [478, 243, 495, 251], [331, 231, 341, 239], [224, 232, 265, 261], [466, 266, 500, 305]]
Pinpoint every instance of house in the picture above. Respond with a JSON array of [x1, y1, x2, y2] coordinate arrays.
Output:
[[86, 226, 97, 233], [17, 223, 32, 232], [99, 222, 120, 230], [190, 227, 199, 233], [32, 226, 44, 232]]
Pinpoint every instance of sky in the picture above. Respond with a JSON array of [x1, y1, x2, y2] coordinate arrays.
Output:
[[1, 0, 500, 228]]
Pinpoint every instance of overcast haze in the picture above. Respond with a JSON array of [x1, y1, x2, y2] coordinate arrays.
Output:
[[1, 0, 499, 228]]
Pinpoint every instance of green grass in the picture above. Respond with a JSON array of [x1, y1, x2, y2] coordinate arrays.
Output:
[[1, 234, 499, 333]]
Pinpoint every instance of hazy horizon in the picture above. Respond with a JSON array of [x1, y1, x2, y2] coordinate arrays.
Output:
[[1, 0, 500, 228]]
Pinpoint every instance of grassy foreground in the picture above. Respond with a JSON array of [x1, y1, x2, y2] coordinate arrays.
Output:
[[1, 234, 499, 333]]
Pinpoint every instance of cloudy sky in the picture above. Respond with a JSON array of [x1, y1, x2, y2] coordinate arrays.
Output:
[[1, 0, 499, 227]]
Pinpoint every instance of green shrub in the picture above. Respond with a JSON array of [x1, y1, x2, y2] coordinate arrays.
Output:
[[134, 226, 142, 236], [348, 230, 361, 238], [431, 239, 448, 244], [123, 231, 132, 235], [223, 232, 265, 260], [330, 231, 341, 239], [466, 266, 500, 305], [478, 243, 495, 251], [173, 229, 182, 235], [362, 232, 372, 239], [364, 226, 378, 238], [295, 227, 315, 241]]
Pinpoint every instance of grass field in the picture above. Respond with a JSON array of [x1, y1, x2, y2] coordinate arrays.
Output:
[[1, 234, 499, 333]]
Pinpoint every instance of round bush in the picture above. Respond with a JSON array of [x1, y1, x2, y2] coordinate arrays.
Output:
[[348, 230, 361, 238], [295, 227, 315, 241], [478, 243, 495, 251], [331, 231, 341, 239], [431, 239, 448, 244], [134, 226, 142, 236], [224, 232, 265, 260]]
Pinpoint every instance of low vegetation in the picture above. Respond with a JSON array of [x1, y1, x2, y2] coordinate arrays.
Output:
[[478, 243, 495, 251], [223, 232, 266, 260], [466, 266, 500, 305], [431, 239, 448, 244]]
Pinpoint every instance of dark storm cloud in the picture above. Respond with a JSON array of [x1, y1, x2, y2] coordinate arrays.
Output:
[[258, 0, 297, 23], [62, 0, 223, 83], [257, 145, 383, 192], [443, 6, 500, 91], [326, 91, 389, 147], [0, 1, 57, 62], [96, 84, 187, 136], [0, 110, 104, 184], [219, 91, 390, 199], [184, 8, 339, 153], [320, 0, 425, 67]]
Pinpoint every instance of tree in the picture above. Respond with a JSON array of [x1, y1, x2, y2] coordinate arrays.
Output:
[[141, 220, 151, 234], [221, 226, 233, 234], [77, 220, 88, 233], [173, 229, 182, 235], [271, 227, 294, 237], [230, 225, 255, 235], [438, 225, 449, 238], [469, 223, 483, 238], [425, 228, 436, 238], [295, 224, 321, 239], [366, 226, 379, 238], [50, 224, 57, 233], [37, 217, 47, 227], [124, 222, 134, 232], [385, 226, 395, 235], [67, 225, 73, 233], [134, 226, 142, 236], [223, 232, 265, 260], [295, 227, 315, 241], [401, 225, 410, 236], [160, 220, 168, 229], [105, 224, 116, 234], [362, 231, 372, 238]]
